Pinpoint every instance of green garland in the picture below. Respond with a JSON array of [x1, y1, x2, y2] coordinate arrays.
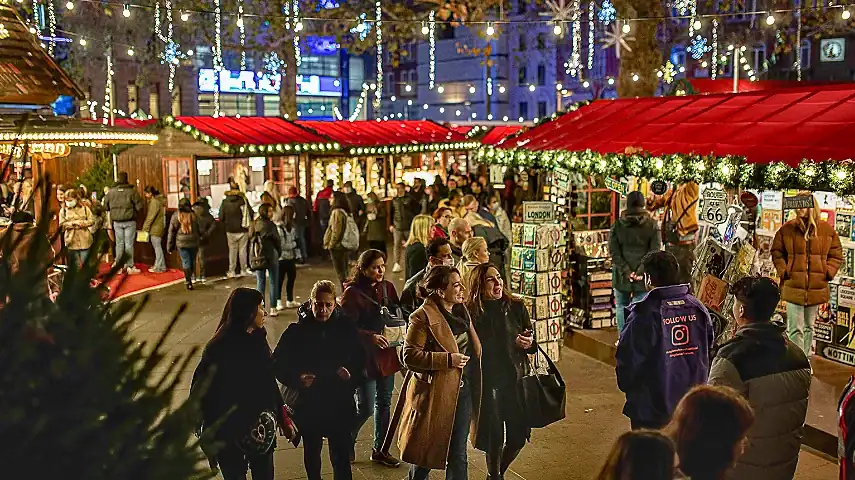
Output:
[[477, 146, 855, 195]]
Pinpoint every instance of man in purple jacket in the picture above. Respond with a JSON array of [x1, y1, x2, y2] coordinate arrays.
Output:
[[615, 251, 714, 430]]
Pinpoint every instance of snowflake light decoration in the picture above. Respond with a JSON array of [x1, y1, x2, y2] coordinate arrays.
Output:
[[545, 0, 580, 23], [688, 35, 711, 60], [658, 61, 678, 84], [674, 0, 693, 15], [600, 22, 634, 58], [598, 0, 615, 24], [159, 40, 183, 66], [263, 52, 284, 74], [350, 12, 372, 41]]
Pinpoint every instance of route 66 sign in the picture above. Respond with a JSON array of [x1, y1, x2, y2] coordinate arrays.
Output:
[[702, 188, 727, 225]]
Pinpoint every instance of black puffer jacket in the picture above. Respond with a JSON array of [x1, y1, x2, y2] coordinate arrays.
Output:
[[191, 328, 284, 442], [708, 322, 811, 480], [219, 190, 251, 233], [471, 298, 537, 389], [103, 183, 143, 222], [608, 208, 661, 293], [272, 303, 364, 434], [193, 202, 217, 246]]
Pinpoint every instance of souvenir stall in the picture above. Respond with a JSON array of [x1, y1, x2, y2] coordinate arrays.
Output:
[[477, 84, 855, 366], [296, 120, 477, 198]]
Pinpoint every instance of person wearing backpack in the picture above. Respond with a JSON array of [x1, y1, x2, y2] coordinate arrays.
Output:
[[167, 198, 201, 290], [324, 192, 356, 288], [250, 204, 282, 314], [220, 178, 253, 277], [341, 249, 403, 467]]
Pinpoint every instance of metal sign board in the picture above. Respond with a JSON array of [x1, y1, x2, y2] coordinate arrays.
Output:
[[702, 188, 727, 225], [522, 202, 555, 223], [782, 195, 816, 210], [604, 177, 628, 196]]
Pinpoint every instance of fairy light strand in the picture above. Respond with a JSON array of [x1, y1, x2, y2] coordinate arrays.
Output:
[[238, 0, 246, 70], [374, 0, 382, 108], [428, 10, 436, 90], [587, 1, 594, 70], [47, 0, 56, 55], [213, 0, 223, 116], [570, 0, 582, 78], [166, 0, 175, 93], [293, 0, 301, 70], [711, 18, 718, 79], [32, 0, 42, 37], [103, 46, 113, 125]]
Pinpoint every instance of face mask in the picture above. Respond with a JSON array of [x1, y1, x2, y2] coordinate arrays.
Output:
[[491, 202, 500, 210], [65, 200, 77, 208]]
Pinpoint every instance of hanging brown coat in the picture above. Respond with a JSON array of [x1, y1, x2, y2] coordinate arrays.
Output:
[[382, 297, 483, 470], [771, 217, 843, 306]]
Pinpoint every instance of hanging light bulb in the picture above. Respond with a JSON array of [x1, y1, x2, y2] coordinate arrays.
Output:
[[65, 1, 73, 9], [122, 5, 130, 17], [843, 9, 851, 19], [181, 11, 190, 21], [528, 84, 536, 92], [622, 22, 631, 34], [556, 83, 563, 90], [693, 19, 702, 30], [437, 85, 445, 93], [607, 77, 615, 85], [632, 73, 639, 81], [486, 23, 495, 36], [421, 22, 429, 35], [582, 80, 590, 88], [553, 23, 562, 35], [469, 85, 476, 94], [765, 13, 775, 25], [79, 38, 86, 46], [295, 21, 303, 32], [498, 85, 506, 93], [236, 17, 244, 28], [127, 47, 134, 56]]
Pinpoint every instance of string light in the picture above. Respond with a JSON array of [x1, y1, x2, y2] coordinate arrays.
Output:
[[843, 9, 851, 19], [104, 46, 113, 125], [65, 1, 73, 10], [711, 18, 718, 80], [32, 0, 41, 37], [587, 1, 594, 70], [570, 0, 582, 77], [765, 13, 775, 25], [374, 0, 382, 108], [294, 0, 302, 73], [48, 0, 57, 56], [123, 4, 130, 17], [213, 0, 223, 116], [486, 22, 495, 36], [428, 10, 436, 90], [238, 0, 246, 70]]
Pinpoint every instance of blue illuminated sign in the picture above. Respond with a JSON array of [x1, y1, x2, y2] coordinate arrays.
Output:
[[198, 69, 343, 97]]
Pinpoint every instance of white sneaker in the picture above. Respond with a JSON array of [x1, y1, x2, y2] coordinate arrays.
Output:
[[268, 309, 279, 317], [126, 267, 141, 275], [286, 301, 299, 308], [244, 269, 253, 277], [227, 272, 235, 279], [276, 300, 284, 310], [392, 263, 402, 273]]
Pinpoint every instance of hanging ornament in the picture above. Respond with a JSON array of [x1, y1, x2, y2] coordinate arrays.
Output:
[[688, 35, 711, 60], [658, 61, 678, 84], [598, 0, 615, 24], [263, 52, 284, 75], [350, 12, 372, 41], [428, 10, 436, 90], [545, 0, 580, 23], [600, 22, 634, 59]]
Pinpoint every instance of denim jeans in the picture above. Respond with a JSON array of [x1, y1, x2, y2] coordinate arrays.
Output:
[[255, 261, 280, 307], [614, 289, 645, 333], [295, 224, 308, 261], [353, 374, 395, 451], [112, 220, 137, 268], [150, 235, 166, 271], [67, 249, 89, 269], [408, 381, 471, 480], [786, 302, 818, 355], [178, 247, 197, 271]]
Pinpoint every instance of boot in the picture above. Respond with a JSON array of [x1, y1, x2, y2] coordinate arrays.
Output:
[[184, 269, 193, 290], [499, 444, 524, 476]]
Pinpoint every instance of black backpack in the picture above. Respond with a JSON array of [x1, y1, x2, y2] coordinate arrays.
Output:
[[249, 232, 268, 271]]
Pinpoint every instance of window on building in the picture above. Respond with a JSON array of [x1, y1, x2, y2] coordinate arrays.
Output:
[[752, 43, 767, 72], [800, 39, 811, 69], [569, 176, 616, 230], [298, 55, 340, 77], [519, 34, 527, 51], [537, 33, 546, 50], [537, 64, 546, 85], [518, 66, 527, 85], [518, 101, 528, 119], [594, 48, 607, 78], [162, 158, 193, 209], [385, 72, 395, 94], [149, 85, 160, 118], [127, 82, 138, 113], [537, 101, 547, 118]]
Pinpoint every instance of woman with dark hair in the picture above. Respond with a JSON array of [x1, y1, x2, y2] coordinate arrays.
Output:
[[274, 280, 364, 480], [665, 385, 755, 480], [340, 249, 402, 467], [323, 191, 353, 287], [251, 204, 282, 312], [386, 265, 483, 480], [167, 197, 200, 290], [432, 207, 453, 240], [595, 430, 676, 480], [364, 192, 387, 253], [276, 204, 300, 309], [466, 263, 535, 479], [192, 287, 289, 480]]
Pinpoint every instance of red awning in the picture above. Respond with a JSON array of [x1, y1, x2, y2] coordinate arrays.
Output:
[[480, 125, 525, 146], [688, 79, 843, 95], [169, 116, 330, 146], [296, 120, 466, 147], [505, 84, 855, 165]]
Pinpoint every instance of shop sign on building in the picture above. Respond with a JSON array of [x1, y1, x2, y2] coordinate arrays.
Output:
[[815, 321, 835, 343], [822, 345, 855, 366], [782, 195, 816, 210], [522, 202, 555, 223], [604, 177, 628, 196], [702, 188, 727, 225], [554, 167, 570, 193]]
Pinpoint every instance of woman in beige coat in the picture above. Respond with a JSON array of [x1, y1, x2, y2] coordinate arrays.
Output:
[[58, 189, 94, 268], [384, 265, 482, 480]]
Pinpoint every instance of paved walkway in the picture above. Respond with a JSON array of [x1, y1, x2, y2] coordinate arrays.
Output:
[[133, 262, 836, 479]]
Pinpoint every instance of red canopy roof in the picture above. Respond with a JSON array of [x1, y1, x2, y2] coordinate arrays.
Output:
[[688, 79, 842, 95], [169, 116, 330, 146], [297, 120, 466, 148], [506, 84, 855, 165], [480, 125, 525, 146]]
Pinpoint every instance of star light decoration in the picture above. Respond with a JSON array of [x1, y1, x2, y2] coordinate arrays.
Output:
[[601, 22, 634, 58], [688, 35, 711, 60], [545, 0, 580, 24], [263, 52, 284, 74], [350, 12, 372, 41], [598, 0, 616, 24]]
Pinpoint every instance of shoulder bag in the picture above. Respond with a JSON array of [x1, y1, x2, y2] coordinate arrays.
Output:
[[517, 344, 566, 428], [352, 283, 406, 347], [236, 410, 277, 455]]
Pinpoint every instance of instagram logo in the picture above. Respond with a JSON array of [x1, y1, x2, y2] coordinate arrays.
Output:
[[671, 325, 690, 346]]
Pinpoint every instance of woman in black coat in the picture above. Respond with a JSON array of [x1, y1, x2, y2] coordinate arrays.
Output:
[[191, 287, 289, 480], [273, 280, 365, 480], [465, 263, 537, 480]]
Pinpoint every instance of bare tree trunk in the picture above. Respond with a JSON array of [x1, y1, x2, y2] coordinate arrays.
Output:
[[280, 45, 298, 118], [615, 1, 663, 97]]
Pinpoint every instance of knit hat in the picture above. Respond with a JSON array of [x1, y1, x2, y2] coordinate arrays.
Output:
[[627, 191, 645, 210]]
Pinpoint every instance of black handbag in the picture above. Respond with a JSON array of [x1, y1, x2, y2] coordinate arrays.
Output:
[[237, 410, 277, 455], [517, 345, 566, 428]]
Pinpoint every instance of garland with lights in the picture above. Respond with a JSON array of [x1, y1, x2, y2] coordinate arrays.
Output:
[[477, 147, 855, 195], [348, 142, 480, 156]]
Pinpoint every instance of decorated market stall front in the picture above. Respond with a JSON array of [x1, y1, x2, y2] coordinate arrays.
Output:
[[480, 83, 855, 367]]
